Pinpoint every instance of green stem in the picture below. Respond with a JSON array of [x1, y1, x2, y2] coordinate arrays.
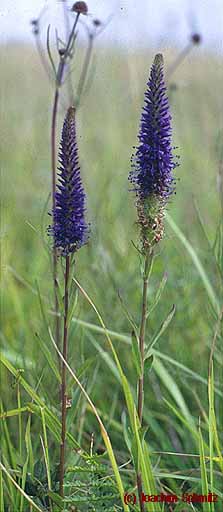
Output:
[[137, 249, 153, 512], [59, 255, 70, 497]]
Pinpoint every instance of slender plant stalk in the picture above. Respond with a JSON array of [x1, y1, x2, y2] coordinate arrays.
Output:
[[137, 249, 153, 512], [51, 88, 60, 364], [76, 33, 94, 106], [166, 43, 192, 80], [51, 13, 80, 362], [61, 0, 74, 102], [137, 250, 151, 422], [36, 33, 52, 80], [59, 255, 70, 496]]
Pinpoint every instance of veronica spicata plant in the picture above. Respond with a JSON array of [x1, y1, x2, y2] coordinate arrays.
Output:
[[49, 106, 89, 255], [129, 53, 178, 512], [48, 106, 89, 497], [129, 53, 177, 252]]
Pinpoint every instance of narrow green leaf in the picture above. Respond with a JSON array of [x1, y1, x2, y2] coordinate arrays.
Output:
[[0, 354, 81, 451], [147, 272, 168, 318], [35, 332, 61, 383], [55, 279, 64, 312], [0, 467, 4, 512], [145, 305, 176, 357], [164, 398, 209, 452], [48, 490, 64, 509], [0, 462, 43, 512], [0, 407, 29, 419], [49, 329, 129, 512], [208, 364, 223, 473], [208, 364, 214, 511], [69, 319, 223, 396], [40, 408, 52, 492], [118, 291, 138, 333], [0, 400, 17, 470], [67, 288, 78, 327], [143, 440, 158, 496], [17, 383, 22, 459], [166, 213, 220, 314], [131, 330, 142, 378], [121, 411, 132, 454], [19, 416, 31, 512], [154, 359, 192, 423], [87, 332, 121, 382], [133, 411, 160, 512], [144, 355, 154, 374], [199, 422, 211, 512]]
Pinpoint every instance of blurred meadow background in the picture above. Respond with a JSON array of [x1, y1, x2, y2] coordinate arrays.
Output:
[[1, 0, 223, 510]]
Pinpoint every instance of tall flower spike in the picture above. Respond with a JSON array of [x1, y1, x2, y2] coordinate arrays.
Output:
[[129, 53, 178, 251], [49, 107, 89, 255]]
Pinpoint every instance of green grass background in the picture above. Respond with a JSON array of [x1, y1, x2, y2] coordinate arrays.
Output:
[[1, 43, 223, 508]]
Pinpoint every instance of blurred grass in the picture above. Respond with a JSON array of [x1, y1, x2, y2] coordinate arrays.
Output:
[[1, 43, 223, 500]]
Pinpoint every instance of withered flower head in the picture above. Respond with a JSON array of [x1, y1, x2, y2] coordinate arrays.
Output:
[[93, 18, 101, 27], [71, 1, 88, 15], [191, 33, 202, 45]]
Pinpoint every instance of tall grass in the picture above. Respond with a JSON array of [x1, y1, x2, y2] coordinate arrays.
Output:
[[1, 41, 223, 510]]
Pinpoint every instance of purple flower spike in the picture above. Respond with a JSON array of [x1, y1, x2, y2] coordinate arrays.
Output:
[[49, 107, 89, 256], [129, 54, 178, 250]]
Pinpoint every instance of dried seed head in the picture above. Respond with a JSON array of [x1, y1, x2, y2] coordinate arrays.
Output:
[[71, 1, 88, 15], [93, 18, 101, 27], [59, 48, 66, 56], [191, 33, 201, 45], [30, 18, 39, 35]]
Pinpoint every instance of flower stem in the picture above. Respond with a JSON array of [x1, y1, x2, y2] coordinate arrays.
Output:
[[51, 88, 60, 366], [76, 33, 93, 107], [137, 250, 152, 422], [51, 13, 80, 364], [59, 255, 70, 497], [137, 249, 153, 512]]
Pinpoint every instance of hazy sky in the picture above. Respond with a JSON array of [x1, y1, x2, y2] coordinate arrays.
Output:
[[1, 0, 223, 52]]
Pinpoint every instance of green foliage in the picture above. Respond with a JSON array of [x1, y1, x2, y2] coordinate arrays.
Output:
[[1, 45, 223, 511], [64, 456, 123, 511]]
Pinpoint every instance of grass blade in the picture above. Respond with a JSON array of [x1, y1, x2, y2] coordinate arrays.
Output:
[[166, 213, 220, 314], [153, 358, 192, 423], [145, 304, 176, 357], [198, 421, 211, 512], [49, 328, 130, 512], [0, 461, 42, 512]]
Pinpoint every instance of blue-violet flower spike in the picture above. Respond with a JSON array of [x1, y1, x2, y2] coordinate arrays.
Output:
[[129, 53, 178, 251], [49, 106, 89, 256]]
